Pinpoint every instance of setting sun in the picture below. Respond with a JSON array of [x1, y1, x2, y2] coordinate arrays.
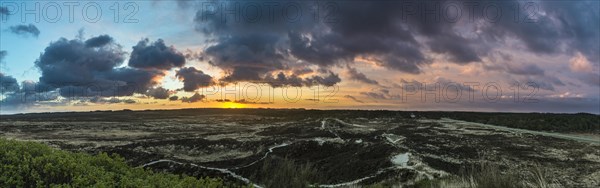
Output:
[[221, 102, 245, 109]]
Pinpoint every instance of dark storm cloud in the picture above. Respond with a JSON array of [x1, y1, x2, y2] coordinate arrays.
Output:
[[34, 36, 165, 98], [181, 92, 205, 103], [9, 24, 40, 37], [304, 71, 342, 87], [176, 67, 215, 92], [129, 38, 186, 70], [292, 68, 314, 76], [194, 1, 354, 84], [427, 34, 481, 63], [462, 0, 600, 63], [0, 80, 61, 109], [264, 72, 304, 87], [346, 66, 379, 85], [204, 33, 287, 83], [0, 72, 19, 93], [192, 0, 599, 80], [85, 35, 113, 48], [505, 64, 545, 76], [194, 0, 436, 75], [261, 71, 341, 87], [146, 87, 171, 99]]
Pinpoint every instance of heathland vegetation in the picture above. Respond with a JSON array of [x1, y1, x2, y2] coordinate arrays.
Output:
[[0, 138, 225, 187], [418, 112, 599, 132]]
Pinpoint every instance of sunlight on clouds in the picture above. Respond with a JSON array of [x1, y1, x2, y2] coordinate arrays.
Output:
[[570, 52, 594, 73]]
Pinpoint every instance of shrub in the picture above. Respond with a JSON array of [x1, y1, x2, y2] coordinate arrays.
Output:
[[0, 138, 225, 188]]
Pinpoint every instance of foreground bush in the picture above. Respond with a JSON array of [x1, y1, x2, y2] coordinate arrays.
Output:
[[0, 138, 224, 187]]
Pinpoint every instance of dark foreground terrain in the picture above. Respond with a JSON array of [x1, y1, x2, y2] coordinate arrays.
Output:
[[1, 109, 599, 187]]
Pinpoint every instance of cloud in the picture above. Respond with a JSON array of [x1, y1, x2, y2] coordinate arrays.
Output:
[[146, 87, 171, 99], [304, 71, 342, 87], [9, 24, 40, 37], [292, 68, 314, 76], [35, 35, 165, 98], [263, 71, 342, 87], [0, 50, 7, 71], [204, 33, 287, 83], [214, 98, 271, 104], [191, 0, 599, 79], [232, 99, 272, 104], [128, 38, 186, 70], [474, 0, 599, 63], [505, 64, 545, 76], [570, 52, 594, 73], [0, 79, 61, 109], [567, 52, 599, 87], [89, 97, 137, 104], [264, 72, 304, 87], [175, 67, 215, 92], [0, 72, 19, 93], [577, 73, 600, 87], [85, 35, 113, 48], [344, 95, 364, 103], [346, 66, 379, 85], [181, 92, 205, 103], [360, 88, 396, 100]]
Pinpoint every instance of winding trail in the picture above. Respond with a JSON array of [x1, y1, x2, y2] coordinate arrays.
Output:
[[326, 118, 368, 128], [142, 159, 263, 188], [317, 167, 396, 187], [229, 143, 290, 169], [141, 143, 291, 188], [142, 143, 290, 188], [142, 118, 402, 188]]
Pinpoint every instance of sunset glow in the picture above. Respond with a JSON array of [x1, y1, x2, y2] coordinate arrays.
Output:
[[221, 102, 245, 109]]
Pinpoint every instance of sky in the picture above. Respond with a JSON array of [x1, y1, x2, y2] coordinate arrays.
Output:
[[0, 0, 599, 114]]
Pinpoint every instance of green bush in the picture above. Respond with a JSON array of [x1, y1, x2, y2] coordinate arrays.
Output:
[[0, 138, 225, 188]]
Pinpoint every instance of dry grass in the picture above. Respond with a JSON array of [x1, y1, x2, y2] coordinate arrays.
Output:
[[253, 156, 323, 188], [414, 161, 562, 188]]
